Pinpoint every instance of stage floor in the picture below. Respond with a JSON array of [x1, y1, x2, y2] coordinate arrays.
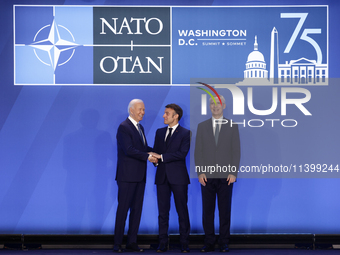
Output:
[[1, 249, 339, 254]]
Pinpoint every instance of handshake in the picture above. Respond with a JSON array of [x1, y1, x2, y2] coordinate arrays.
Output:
[[148, 152, 161, 164]]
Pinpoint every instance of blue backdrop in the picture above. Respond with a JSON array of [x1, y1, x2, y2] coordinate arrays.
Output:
[[1, 0, 340, 235]]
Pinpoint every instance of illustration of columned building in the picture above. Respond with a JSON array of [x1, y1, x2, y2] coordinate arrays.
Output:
[[278, 58, 328, 84], [244, 36, 268, 79]]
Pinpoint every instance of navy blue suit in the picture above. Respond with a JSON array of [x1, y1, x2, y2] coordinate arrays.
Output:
[[194, 118, 240, 246], [153, 125, 191, 245], [114, 118, 152, 245]]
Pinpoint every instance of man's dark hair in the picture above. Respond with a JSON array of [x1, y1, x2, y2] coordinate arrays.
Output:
[[165, 104, 183, 121]]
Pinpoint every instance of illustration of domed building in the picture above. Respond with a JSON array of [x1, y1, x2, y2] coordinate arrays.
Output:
[[244, 36, 268, 79]]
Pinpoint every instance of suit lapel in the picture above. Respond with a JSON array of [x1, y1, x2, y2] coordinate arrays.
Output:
[[167, 126, 179, 148], [219, 118, 228, 137], [163, 125, 180, 149], [216, 118, 229, 147], [127, 118, 145, 146], [206, 120, 217, 148]]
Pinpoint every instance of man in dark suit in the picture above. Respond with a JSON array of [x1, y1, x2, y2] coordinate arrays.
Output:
[[151, 104, 191, 253], [114, 99, 157, 253], [195, 95, 240, 253]]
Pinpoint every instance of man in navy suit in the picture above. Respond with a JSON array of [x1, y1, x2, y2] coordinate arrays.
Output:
[[195, 95, 240, 253], [151, 104, 191, 253], [114, 99, 157, 253]]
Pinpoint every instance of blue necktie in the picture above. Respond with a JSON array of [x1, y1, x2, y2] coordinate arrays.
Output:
[[137, 123, 145, 145], [215, 124, 219, 145], [166, 128, 173, 146]]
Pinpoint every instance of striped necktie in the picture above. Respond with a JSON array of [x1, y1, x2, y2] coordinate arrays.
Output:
[[137, 123, 145, 145]]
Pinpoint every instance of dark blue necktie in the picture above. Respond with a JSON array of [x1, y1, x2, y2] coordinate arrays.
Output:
[[137, 123, 145, 145], [166, 128, 173, 146], [215, 124, 219, 145]]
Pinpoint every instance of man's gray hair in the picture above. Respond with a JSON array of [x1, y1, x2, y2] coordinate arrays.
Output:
[[128, 99, 144, 114], [209, 95, 226, 105]]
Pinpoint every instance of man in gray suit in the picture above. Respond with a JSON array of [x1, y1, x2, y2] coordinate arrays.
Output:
[[195, 95, 240, 253]]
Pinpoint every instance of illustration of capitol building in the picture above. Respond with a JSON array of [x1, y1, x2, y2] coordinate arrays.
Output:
[[244, 36, 268, 79], [237, 27, 328, 86]]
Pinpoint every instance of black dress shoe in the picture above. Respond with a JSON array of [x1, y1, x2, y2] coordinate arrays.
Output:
[[181, 244, 190, 253], [126, 243, 144, 252], [113, 244, 123, 253], [219, 244, 229, 252], [200, 244, 215, 252], [156, 243, 168, 252]]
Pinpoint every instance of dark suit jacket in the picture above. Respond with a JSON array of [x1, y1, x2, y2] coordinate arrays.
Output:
[[116, 118, 152, 182], [195, 118, 240, 180], [153, 125, 191, 185]]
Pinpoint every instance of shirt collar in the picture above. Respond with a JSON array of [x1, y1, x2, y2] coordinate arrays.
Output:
[[128, 116, 139, 129], [168, 123, 179, 132], [212, 116, 223, 122]]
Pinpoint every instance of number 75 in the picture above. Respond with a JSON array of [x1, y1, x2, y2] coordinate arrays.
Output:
[[281, 13, 322, 64]]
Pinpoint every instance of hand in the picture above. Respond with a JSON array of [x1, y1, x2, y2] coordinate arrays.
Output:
[[149, 152, 161, 159], [148, 154, 158, 164], [198, 173, 207, 186], [227, 174, 236, 185]]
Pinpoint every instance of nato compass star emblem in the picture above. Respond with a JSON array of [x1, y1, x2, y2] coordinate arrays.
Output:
[[30, 19, 79, 72]]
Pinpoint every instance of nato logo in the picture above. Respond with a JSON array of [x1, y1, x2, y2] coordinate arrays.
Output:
[[14, 6, 171, 85], [14, 6, 93, 85]]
